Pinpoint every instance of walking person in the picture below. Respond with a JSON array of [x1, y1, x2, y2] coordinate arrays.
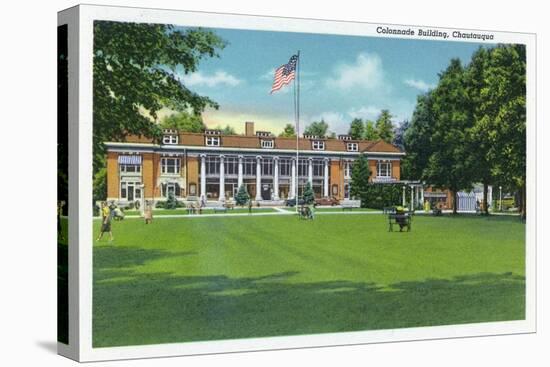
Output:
[[97, 201, 114, 242], [144, 200, 153, 224]]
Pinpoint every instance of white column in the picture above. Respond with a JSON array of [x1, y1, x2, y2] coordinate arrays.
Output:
[[219, 155, 225, 201], [410, 185, 414, 211], [237, 155, 243, 189], [200, 154, 206, 200], [255, 155, 262, 201], [291, 158, 296, 199], [402, 185, 406, 207], [420, 185, 424, 205], [323, 158, 329, 197], [273, 157, 280, 200], [308, 158, 313, 186]]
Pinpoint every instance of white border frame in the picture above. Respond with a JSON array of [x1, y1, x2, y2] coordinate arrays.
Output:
[[58, 4, 536, 362]]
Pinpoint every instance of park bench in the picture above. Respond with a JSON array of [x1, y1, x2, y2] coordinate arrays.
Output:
[[224, 202, 235, 210], [432, 207, 442, 216], [388, 213, 412, 232], [213, 207, 228, 213]]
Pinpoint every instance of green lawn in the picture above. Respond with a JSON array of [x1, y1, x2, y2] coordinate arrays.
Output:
[[93, 214, 525, 347]]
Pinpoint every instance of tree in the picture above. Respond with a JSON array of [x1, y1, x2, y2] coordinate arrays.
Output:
[[348, 118, 365, 139], [349, 154, 371, 206], [235, 185, 250, 206], [392, 120, 409, 151], [468, 45, 526, 217], [402, 93, 436, 181], [374, 110, 395, 143], [424, 58, 474, 214], [364, 120, 378, 140], [279, 123, 296, 137], [216, 124, 237, 135], [304, 119, 329, 137], [93, 21, 225, 176], [160, 111, 206, 133], [303, 182, 315, 204]]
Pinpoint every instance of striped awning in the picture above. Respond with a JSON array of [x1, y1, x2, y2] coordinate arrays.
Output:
[[118, 155, 142, 165]]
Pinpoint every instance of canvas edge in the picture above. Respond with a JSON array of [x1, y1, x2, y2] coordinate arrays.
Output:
[[64, 4, 537, 362]]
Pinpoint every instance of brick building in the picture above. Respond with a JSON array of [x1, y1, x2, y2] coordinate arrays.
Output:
[[104, 122, 404, 205]]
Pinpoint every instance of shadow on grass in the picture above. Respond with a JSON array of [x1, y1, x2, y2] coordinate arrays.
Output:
[[93, 246, 525, 348]]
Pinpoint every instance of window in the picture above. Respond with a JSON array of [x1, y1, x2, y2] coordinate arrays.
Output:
[[206, 136, 220, 146], [344, 161, 353, 178], [377, 161, 392, 177], [312, 140, 325, 150], [347, 143, 358, 152], [161, 182, 181, 197], [224, 156, 238, 175], [119, 164, 141, 174], [120, 181, 141, 201], [244, 157, 256, 175], [279, 158, 291, 176], [312, 160, 324, 177], [161, 157, 180, 174], [205, 156, 220, 175], [262, 158, 273, 176], [261, 139, 274, 149], [298, 159, 308, 177], [162, 135, 178, 145]]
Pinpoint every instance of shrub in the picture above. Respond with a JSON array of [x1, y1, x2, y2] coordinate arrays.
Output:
[[355, 183, 411, 209], [235, 185, 250, 206], [303, 182, 315, 204]]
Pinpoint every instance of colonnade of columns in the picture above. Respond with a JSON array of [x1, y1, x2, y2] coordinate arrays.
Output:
[[199, 154, 330, 201]]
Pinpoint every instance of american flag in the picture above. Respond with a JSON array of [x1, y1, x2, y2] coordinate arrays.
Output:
[[270, 54, 298, 94]]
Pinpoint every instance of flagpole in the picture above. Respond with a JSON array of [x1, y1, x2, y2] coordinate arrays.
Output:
[[295, 50, 300, 214]]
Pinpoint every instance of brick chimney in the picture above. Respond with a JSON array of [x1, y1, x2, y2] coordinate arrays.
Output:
[[245, 121, 254, 136]]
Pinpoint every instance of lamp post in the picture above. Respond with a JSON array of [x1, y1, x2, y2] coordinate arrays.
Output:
[[499, 185, 502, 212]]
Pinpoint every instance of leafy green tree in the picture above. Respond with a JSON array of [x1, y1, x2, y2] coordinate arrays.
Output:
[[350, 154, 371, 206], [303, 182, 315, 204], [279, 123, 296, 137], [424, 59, 474, 214], [468, 45, 526, 217], [348, 118, 365, 139], [375, 110, 395, 143], [160, 111, 206, 133], [235, 185, 250, 206], [93, 21, 225, 176], [304, 119, 329, 137], [402, 93, 436, 181], [364, 120, 378, 140]]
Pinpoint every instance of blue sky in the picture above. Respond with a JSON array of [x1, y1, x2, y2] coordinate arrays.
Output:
[[175, 26, 492, 135]]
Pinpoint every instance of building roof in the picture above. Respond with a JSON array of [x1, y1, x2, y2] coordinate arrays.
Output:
[[120, 130, 404, 155]]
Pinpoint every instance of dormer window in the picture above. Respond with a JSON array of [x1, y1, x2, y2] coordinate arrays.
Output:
[[162, 134, 178, 145], [347, 142, 358, 151], [206, 136, 220, 146], [261, 139, 274, 149], [312, 140, 325, 150]]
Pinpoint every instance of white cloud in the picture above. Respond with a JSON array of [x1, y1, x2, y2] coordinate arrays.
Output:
[[260, 68, 276, 81], [403, 78, 435, 92], [326, 53, 385, 90], [180, 70, 242, 88], [347, 106, 381, 120]]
